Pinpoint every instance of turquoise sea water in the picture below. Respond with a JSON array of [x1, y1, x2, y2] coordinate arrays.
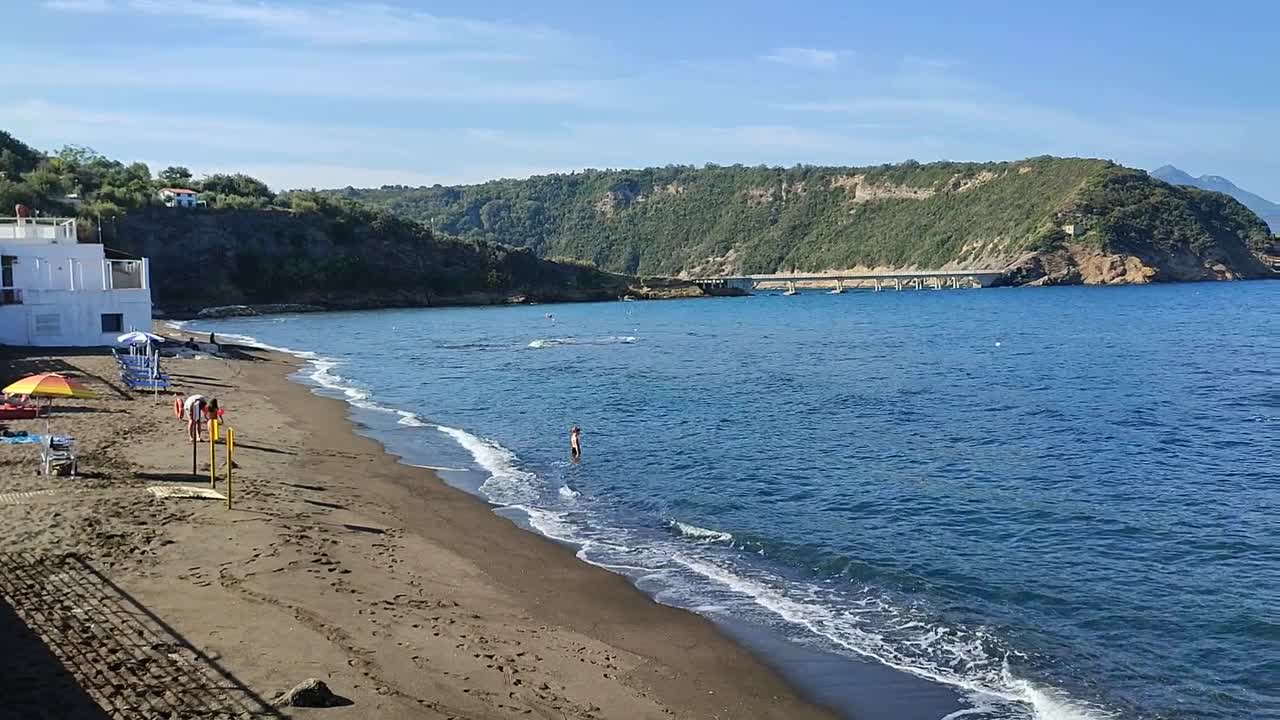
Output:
[[192, 282, 1279, 720]]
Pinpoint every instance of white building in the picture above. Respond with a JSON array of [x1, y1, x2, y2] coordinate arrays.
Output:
[[159, 188, 199, 208], [0, 217, 152, 347]]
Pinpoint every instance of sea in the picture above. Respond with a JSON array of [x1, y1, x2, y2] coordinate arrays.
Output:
[[186, 281, 1279, 720]]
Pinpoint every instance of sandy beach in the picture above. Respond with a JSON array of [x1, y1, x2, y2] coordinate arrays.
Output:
[[0, 340, 838, 719]]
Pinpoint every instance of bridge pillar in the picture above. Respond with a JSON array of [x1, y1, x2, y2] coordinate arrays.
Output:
[[913, 278, 922, 290], [873, 278, 881, 292], [895, 279, 902, 291]]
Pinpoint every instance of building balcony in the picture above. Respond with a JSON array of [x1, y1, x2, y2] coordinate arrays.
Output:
[[0, 218, 78, 244], [108, 259, 145, 290]]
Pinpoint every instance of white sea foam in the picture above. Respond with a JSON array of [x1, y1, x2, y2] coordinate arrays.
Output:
[[559, 485, 581, 499], [436, 425, 539, 505], [669, 520, 733, 544], [670, 554, 1113, 720], [397, 411, 429, 427], [527, 335, 638, 349]]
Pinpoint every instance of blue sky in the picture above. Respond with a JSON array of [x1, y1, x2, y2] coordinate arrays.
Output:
[[3, 0, 1277, 197]]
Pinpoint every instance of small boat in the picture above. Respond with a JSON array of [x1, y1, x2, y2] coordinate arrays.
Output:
[[782, 288, 799, 296], [828, 288, 845, 294]]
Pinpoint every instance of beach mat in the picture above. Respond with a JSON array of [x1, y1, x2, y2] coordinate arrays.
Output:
[[147, 486, 226, 500], [0, 489, 64, 505]]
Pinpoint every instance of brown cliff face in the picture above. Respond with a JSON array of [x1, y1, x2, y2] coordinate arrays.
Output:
[[998, 239, 1275, 287]]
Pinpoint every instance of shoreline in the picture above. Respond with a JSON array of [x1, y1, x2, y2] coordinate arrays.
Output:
[[255, 345, 849, 718], [0, 340, 846, 719], [221, 327, 971, 720]]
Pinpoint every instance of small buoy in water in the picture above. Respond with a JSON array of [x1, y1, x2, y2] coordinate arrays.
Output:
[[995, 342, 1002, 347]]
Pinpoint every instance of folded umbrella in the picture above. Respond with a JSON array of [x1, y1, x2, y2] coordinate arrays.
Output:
[[117, 331, 164, 346]]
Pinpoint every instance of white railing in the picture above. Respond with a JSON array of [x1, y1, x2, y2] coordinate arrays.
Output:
[[0, 217, 77, 244]]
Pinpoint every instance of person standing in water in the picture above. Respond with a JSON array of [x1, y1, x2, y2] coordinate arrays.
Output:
[[569, 425, 581, 460]]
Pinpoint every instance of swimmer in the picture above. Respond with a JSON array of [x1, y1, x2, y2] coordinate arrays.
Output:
[[569, 425, 581, 460]]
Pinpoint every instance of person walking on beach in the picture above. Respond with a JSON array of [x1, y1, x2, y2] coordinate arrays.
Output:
[[570, 425, 581, 460]]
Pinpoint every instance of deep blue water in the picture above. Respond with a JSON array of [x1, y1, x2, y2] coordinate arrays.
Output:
[[192, 282, 1279, 720]]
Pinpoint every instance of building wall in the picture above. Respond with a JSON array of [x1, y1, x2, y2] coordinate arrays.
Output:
[[2, 242, 111, 291], [0, 292, 152, 346], [0, 239, 153, 347]]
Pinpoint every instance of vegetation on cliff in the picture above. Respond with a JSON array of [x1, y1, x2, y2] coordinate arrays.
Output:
[[333, 157, 1274, 281], [0, 131, 643, 313]]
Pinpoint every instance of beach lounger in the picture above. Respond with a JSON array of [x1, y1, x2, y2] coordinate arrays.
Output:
[[40, 435, 77, 477], [121, 374, 170, 391], [0, 403, 42, 420], [120, 366, 169, 382], [115, 349, 165, 375]]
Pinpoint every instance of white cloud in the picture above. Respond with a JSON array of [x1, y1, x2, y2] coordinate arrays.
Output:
[[763, 47, 846, 69], [43, 0, 112, 11], [121, 0, 560, 48], [0, 50, 603, 106]]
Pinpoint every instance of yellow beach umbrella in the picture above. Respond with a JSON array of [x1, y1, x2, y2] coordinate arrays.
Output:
[[3, 373, 96, 399]]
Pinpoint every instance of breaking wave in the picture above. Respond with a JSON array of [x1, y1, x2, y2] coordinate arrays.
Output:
[[668, 520, 734, 544], [527, 336, 638, 349]]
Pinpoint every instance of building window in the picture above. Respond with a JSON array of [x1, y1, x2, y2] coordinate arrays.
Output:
[[34, 314, 61, 337], [101, 313, 124, 333], [1, 255, 18, 305]]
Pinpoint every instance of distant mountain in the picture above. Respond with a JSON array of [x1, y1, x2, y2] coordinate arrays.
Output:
[[1152, 165, 1280, 233]]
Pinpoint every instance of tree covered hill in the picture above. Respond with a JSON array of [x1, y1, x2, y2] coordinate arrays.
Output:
[[0, 130, 675, 315], [332, 157, 1274, 284]]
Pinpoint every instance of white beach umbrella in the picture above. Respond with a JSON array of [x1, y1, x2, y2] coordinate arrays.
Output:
[[117, 331, 164, 346]]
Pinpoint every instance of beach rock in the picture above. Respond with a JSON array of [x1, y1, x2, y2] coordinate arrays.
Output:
[[272, 678, 349, 708], [196, 305, 257, 319], [195, 303, 324, 319]]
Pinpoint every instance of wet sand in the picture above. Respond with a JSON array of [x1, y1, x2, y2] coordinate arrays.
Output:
[[0, 342, 842, 719]]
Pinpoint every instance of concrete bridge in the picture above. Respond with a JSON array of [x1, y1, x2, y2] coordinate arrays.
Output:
[[691, 270, 1005, 294]]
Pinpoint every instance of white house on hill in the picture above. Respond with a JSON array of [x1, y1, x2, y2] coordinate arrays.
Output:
[[159, 187, 200, 208], [0, 217, 152, 347]]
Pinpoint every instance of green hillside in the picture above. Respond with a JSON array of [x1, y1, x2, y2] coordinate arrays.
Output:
[[333, 157, 1273, 279], [0, 130, 656, 314]]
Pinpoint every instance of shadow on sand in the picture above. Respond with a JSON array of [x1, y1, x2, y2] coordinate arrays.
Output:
[[0, 552, 285, 718]]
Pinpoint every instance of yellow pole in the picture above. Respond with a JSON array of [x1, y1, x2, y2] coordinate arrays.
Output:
[[209, 423, 217, 488], [211, 417, 220, 442], [225, 428, 234, 510]]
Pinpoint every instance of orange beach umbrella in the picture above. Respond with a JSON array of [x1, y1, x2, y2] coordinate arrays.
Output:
[[3, 373, 96, 399]]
